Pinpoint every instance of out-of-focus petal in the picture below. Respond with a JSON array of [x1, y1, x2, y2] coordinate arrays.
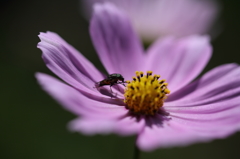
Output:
[[141, 101, 240, 150], [137, 113, 240, 151], [38, 32, 104, 91], [137, 120, 202, 151], [69, 115, 145, 135], [82, 0, 220, 41], [145, 35, 212, 93], [166, 63, 240, 104], [90, 3, 144, 80], [36, 73, 127, 118]]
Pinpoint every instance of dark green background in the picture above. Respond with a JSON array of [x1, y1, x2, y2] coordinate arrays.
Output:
[[1, 0, 240, 158]]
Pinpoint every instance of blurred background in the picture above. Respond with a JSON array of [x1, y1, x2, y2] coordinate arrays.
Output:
[[1, 0, 240, 158]]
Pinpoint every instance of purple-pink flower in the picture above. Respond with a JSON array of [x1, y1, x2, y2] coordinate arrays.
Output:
[[81, 0, 220, 41], [36, 3, 240, 151]]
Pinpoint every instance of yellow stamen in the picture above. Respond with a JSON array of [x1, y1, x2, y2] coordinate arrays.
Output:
[[124, 71, 170, 116]]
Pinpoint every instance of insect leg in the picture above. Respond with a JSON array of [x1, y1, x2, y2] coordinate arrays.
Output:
[[117, 81, 126, 87]]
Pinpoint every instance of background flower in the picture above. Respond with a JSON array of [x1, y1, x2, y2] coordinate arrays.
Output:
[[36, 3, 240, 151], [81, 0, 220, 42]]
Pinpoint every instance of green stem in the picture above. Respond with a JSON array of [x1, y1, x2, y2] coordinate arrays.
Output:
[[133, 143, 140, 159]]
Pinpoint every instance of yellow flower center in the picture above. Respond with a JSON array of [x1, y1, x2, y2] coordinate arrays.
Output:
[[124, 71, 170, 116]]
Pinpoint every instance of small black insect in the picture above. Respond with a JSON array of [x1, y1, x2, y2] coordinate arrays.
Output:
[[95, 73, 126, 96]]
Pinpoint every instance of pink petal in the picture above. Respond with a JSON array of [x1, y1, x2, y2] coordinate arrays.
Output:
[[137, 118, 222, 151], [166, 63, 240, 105], [165, 87, 240, 133], [81, 0, 220, 41], [137, 120, 197, 151], [145, 35, 212, 92], [137, 108, 240, 151], [38, 31, 104, 91], [166, 96, 240, 123], [90, 3, 145, 80], [169, 105, 240, 131], [69, 115, 145, 135], [36, 73, 127, 118]]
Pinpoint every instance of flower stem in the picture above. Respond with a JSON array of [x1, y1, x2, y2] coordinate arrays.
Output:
[[133, 143, 140, 159]]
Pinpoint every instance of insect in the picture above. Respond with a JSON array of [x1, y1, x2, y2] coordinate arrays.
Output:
[[95, 73, 126, 96]]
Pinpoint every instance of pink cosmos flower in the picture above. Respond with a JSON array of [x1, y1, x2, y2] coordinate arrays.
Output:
[[36, 3, 240, 151], [81, 0, 220, 41]]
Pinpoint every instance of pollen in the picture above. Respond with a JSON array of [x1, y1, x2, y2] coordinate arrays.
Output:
[[124, 71, 170, 116]]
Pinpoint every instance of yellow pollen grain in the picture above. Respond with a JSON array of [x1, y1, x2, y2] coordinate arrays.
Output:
[[124, 71, 170, 116]]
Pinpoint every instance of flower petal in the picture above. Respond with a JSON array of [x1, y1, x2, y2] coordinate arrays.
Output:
[[90, 3, 144, 80], [69, 115, 145, 136], [166, 63, 240, 105], [166, 94, 240, 125], [137, 120, 202, 151], [36, 73, 127, 118], [146, 35, 212, 92], [140, 103, 239, 150], [168, 101, 240, 129], [137, 114, 240, 151], [81, 0, 220, 41], [38, 31, 104, 91]]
